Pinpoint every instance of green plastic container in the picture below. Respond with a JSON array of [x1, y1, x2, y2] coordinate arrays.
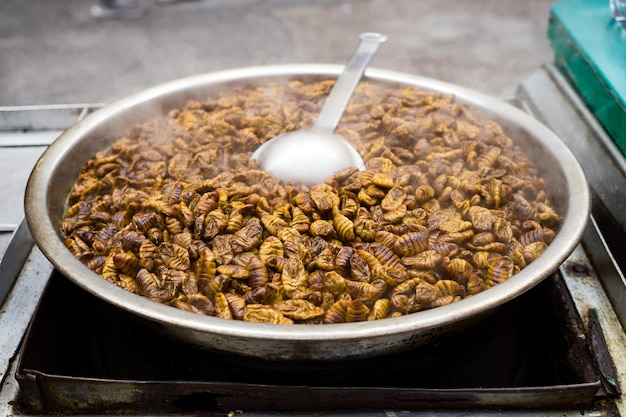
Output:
[[548, 0, 626, 156]]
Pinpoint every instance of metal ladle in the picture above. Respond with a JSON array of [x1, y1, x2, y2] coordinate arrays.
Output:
[[250, 32, 387, 187]]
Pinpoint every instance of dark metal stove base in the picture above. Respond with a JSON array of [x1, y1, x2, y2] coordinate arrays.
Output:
[[3, 66, 626, 416], [15, 270, 608, 415]]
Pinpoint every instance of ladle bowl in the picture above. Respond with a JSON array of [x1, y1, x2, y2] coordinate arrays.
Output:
[[250, 32, 387, 186]]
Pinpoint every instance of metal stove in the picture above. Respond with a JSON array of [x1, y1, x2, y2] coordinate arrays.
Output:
[[2, 3, 626, 415]]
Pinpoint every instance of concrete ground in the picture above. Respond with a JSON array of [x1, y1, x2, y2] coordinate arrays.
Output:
[[0, 0, 556, 106]]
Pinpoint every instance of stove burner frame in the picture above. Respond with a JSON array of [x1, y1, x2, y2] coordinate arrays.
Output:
[[1, 65, 626, 416]]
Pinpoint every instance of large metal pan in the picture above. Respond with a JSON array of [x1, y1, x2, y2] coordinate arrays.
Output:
[[25, 65, 590, 361]]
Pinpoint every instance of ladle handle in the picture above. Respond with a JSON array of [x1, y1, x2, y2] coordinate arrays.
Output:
[[313, 32, 387, 132]]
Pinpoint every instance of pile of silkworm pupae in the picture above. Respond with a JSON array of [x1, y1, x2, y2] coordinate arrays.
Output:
[[61, 79, 560, 324]]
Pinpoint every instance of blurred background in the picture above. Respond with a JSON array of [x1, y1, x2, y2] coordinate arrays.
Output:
[[0, 0, 555, 106]]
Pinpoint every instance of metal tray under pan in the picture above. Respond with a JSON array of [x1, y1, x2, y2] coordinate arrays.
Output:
[[15, 268, 609, 414]]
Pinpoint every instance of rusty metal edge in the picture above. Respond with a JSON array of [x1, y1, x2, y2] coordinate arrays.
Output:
[[14, 368, 602, 414]]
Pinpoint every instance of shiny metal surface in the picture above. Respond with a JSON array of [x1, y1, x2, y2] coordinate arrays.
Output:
[[251, 33, 386, 186], [24, 65, 591, 360], [0, 218, 33, 305]]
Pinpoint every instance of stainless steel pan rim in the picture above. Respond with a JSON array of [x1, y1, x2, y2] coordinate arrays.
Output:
[[25, 64, 590, 360]]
